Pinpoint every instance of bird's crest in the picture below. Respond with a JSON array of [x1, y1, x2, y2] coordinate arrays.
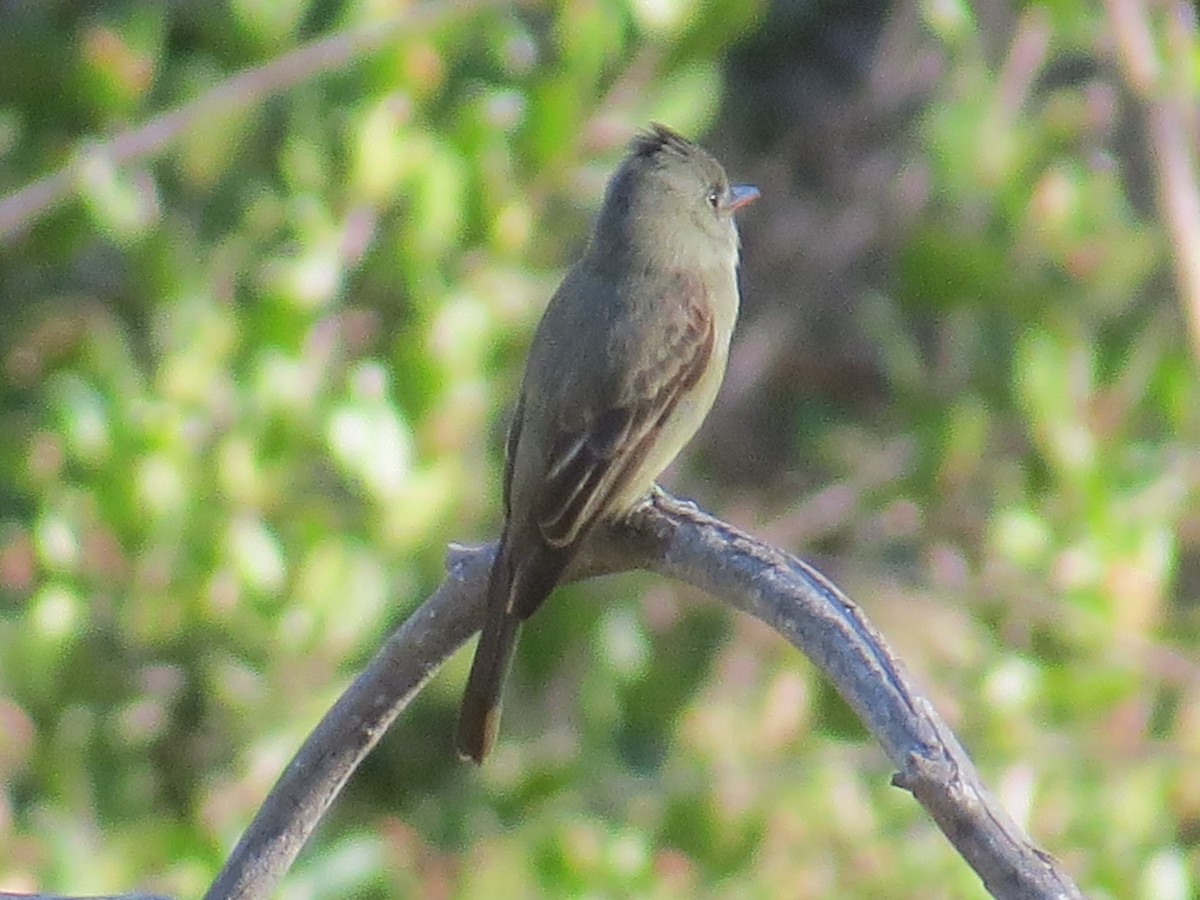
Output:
[[629, 123, 696, 161]]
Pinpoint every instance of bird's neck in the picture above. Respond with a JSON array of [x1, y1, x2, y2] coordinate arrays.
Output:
[[587, 210, 737, 279]]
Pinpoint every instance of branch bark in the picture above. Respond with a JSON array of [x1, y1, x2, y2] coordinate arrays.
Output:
[[201, 491, 1085, 900]]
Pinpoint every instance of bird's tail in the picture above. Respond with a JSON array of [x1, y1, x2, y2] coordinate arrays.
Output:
[[456, 532, 568, 763]]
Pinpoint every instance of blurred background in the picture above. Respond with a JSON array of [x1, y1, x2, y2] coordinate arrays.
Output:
[[1, 0, 1199, 897]]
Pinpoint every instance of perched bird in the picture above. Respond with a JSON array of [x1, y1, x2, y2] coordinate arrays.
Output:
[[457, 123, 758, 763]]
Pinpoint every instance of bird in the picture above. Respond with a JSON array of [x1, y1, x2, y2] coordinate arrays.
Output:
[[456, 123, 758, 763]]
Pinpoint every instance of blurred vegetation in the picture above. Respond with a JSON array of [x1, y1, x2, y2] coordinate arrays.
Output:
[[1, 0, 1199, 898]]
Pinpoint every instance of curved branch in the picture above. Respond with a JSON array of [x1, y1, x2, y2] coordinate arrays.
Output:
[[0, 0, 499, 242], [204, 491, 1084, 900]]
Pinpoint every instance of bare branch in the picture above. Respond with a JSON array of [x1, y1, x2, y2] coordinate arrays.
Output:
[[0, 0, 499, 242], [199, 536, 489, 900], [204, 491, 1084, 900]]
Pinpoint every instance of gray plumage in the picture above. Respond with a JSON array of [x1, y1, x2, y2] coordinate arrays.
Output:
[[456, 124, 758, 763]]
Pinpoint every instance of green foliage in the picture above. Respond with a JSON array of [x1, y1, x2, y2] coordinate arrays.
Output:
[[0, 0, 772, 897], [825, 3, 1200, 897], [1, 0, 1199, 898]]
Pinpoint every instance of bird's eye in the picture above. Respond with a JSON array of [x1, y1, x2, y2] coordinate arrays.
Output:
[[706, 186, 721, 209]]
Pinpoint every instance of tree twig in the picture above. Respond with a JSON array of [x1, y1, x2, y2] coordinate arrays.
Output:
[[202, 491, 1085, 900], [1105, 0, 1200, 364], [0, 0, 498, 242]]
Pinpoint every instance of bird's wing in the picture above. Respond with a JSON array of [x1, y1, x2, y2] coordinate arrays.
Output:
[[531, 287, 715, 557], [499, 391, 525, 521]]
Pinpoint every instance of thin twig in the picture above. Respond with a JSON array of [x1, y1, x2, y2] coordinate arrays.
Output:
[[202, 491, 1084, 900], [0, 0, 498, 242], [1105, 0, 1200, 364]]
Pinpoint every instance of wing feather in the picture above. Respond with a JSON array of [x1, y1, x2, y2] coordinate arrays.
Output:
[[534, 292, 714, 552]]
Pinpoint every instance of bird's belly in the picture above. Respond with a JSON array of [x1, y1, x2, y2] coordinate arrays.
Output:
[[607, 340, 728, 513]]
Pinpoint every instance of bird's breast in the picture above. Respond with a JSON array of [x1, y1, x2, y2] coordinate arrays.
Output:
[[606, 266, 739, 512]]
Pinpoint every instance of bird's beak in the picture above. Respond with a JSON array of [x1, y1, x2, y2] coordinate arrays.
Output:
[[727, 184, 760, 214]]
